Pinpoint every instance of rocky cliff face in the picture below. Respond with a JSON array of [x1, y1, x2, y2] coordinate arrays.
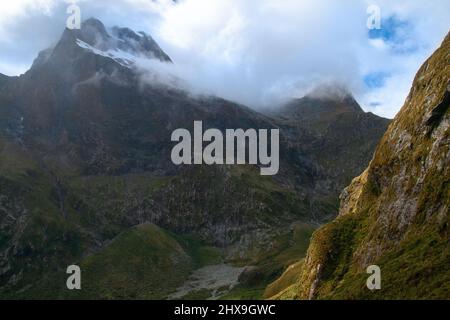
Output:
[[0, 19, 389, 298], [272, 31, 449, 300]]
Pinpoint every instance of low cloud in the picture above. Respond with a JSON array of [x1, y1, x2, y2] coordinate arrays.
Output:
[[0, 0, 449, 118]]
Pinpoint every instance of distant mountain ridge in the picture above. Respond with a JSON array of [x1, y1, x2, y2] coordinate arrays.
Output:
[[269, 31, 450, 300], [274, 93, 390, 192], [0, 18, 389, 299]]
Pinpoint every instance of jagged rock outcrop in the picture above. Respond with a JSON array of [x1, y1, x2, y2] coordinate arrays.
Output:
[[272, 31, 449, 300]]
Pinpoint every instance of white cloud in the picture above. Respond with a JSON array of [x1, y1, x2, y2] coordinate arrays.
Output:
[[148, 0, 367, 107], [0, 0, 56, 42], [0, 61, 30, 76], [0, 0, 449, 118]]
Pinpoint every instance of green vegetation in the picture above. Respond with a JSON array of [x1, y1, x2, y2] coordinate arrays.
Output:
[[263, 260, 304, 299], [172, 234, 223, 268], [67, 223, 193, 299], [328, 233, 450, 299], [220, 286, 266, 300], [273, 32, 450, 300], [226, 223, 316, 300], [5, 224, 228, 299]]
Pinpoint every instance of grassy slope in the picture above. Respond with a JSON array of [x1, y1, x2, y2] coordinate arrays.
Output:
[[274, 212, 450, 300], [0, 132, 327, 300], [11, 223, 224, 299], [0, 143, 221, 299], [66, 223, 193, 299], [222, 223, 316, 300], [273, 32, 450, 300]]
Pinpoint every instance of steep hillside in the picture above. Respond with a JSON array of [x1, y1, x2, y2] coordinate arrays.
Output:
[[8, 223, 223, 299], [271, 31, 449, 300], [0, 19, 389, 298], [276, 94, 390, 190]]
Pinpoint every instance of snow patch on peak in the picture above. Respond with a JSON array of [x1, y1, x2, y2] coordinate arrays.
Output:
[[76, 39, 137, 68]]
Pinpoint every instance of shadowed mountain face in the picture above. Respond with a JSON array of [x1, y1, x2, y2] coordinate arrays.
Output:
[[0, 19, 389, 299], [269, 32, 450, 300], [276, 95, 390, 189]]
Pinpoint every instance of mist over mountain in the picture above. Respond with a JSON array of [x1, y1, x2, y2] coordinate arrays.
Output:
[[0, 18, 392, 299], [268, 31, 450, 300], [2, 1, 449, 121]]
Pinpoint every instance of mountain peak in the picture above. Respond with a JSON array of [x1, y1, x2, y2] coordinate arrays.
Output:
[[280, 87, 364, 124], [111, 26, 172, 63], [79, 18, 111, 46], [31, 17, 171, 71], [82, 17, 107, 30], [76, 18, 172, 63], [306, 83, 354, 101]]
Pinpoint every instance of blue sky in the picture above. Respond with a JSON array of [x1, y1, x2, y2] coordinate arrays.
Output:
[[369, 15, 417, 53], [364, 15, 415, 90], [0, 0, 449, 119]]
